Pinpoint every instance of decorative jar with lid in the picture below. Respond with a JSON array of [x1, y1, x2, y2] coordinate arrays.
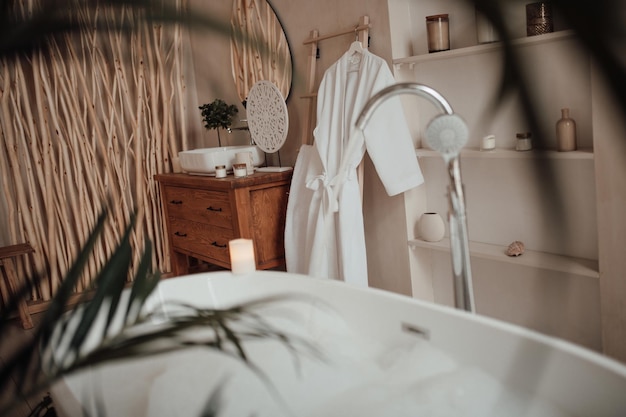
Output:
[[515, 132, 533, 151]]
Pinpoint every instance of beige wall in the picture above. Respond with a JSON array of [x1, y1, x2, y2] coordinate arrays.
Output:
[[592, 62, 626, 362], [187, 0, 393, 163], [270, 0, 394, 165], [186, 0, 414, 294]]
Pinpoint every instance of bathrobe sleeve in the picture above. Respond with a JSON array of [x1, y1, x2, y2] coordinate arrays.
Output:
[[361, 59, 424, 196]]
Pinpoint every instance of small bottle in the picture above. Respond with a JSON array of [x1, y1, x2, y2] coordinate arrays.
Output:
[[426, 14, 450, 53], [515, 132, 532, 151], [556, 108, 577, 152], [215, 165, 227, 178]]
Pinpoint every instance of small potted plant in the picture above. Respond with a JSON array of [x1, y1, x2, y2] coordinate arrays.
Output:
[[199, 98, 239, 147]]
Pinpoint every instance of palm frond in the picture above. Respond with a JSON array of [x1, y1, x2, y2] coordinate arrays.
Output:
[[50, 294, 325, 376], [1, 205, 324, 416], [0, 0, 232, 61]]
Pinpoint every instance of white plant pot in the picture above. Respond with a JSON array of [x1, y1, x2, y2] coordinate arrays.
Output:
[[418, 212, 446, 242]]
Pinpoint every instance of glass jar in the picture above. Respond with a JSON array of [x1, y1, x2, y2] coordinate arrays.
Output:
[[526, 2, 553, 36], [215, 165, 227, 178], [233, 163, 248, 178], [515, 132, 533, 151], [426, 14, 450, 53]]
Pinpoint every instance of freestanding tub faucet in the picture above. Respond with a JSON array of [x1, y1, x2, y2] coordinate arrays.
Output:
[[355, 82, 475, 313]]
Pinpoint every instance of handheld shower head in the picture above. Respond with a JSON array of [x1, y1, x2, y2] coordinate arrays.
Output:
[[425, 114, 468, 158]]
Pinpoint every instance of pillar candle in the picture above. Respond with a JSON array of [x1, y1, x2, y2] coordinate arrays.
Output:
[[426, 14, 450, 53], [229, 238, 256, 274], [233, 163, 247, 178], [481, 134, 496, 151]]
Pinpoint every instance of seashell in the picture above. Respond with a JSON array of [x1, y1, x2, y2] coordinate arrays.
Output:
[[506, 240, 525, 257]]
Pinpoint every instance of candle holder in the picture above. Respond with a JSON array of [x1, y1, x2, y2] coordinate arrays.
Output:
[[480, 135, 496, 151], [233, 163, 248, 178], [215, 165, 227, 178], [426, 14, 450, 53]]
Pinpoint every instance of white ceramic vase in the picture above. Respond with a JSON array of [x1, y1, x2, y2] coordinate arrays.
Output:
[[418, 212, 445, 242]]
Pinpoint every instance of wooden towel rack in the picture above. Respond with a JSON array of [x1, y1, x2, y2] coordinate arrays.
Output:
[[300, 15, 371, 146]]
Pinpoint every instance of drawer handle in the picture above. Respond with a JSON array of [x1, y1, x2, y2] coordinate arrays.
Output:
[[174, 232, 187, 237], [170, 200, 183, 205], [211, 241, 227, 249], [207, 206, 223, 212]]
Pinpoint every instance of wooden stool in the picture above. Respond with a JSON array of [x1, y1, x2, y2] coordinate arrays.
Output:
[[0, 243, 35, 329]]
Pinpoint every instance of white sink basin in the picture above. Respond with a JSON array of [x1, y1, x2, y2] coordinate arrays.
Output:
[[178, 146, 265, 175]]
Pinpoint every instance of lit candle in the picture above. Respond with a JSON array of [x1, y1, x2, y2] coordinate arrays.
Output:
[[228, 238, 256, 274], [233, 163, 247, 178]]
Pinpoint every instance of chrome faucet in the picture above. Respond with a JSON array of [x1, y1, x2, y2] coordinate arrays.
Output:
[[226, 126, 250, 133], [227, 120, 254, 145], [355, 82, 475, 313]]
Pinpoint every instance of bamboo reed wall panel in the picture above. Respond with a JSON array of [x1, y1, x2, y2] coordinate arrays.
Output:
[[0, 0, 189, 302]]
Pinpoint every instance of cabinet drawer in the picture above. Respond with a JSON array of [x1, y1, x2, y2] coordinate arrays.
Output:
[[169, 218, 234, 264], [163, 186, 232, 229]]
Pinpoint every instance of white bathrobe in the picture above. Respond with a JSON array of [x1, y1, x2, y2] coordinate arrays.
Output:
[[285, 48, 423, 286]]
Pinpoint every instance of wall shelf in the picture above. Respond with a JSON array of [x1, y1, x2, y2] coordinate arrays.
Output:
[[393, 30, 576, 67], [390, 0, 605, 350], [416, 148, 594, 160], [408, 237, 599, 279]]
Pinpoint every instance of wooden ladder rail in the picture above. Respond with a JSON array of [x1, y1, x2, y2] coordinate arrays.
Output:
[[300, 15, 370, 146], [299, 15, 371, 198]]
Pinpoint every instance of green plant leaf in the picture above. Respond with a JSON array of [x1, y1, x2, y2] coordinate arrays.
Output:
[[124, 238, 161, 325], [60, 216, 136, 366], [199, 98, 239, 130]]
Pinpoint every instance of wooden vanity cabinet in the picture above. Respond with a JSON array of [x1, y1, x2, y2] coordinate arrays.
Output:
[[155, 171, 292, 276]]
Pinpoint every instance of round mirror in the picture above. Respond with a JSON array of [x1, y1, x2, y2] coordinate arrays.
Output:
[[230, 0, 293, 103]]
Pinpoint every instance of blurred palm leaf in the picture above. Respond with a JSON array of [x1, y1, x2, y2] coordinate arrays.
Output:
[[1, 0, 625, 416], [470, 0, 625, 148], [0, 207, 322, 416], [0, 1, 300, 415], [0, 0, 232, 59]]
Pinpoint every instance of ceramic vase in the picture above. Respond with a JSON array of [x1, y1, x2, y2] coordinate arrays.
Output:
[[556, 108, 577, 151], [418, 212, 445, 242]]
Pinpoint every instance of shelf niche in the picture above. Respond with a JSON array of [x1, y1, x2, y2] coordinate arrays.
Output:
[[389, 0, 603, 352]]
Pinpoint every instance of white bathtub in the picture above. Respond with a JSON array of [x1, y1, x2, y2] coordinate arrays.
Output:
[[50, 271, 626, 416]]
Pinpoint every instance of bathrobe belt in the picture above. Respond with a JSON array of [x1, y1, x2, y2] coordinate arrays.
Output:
[[305, 167, 356, 215]]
